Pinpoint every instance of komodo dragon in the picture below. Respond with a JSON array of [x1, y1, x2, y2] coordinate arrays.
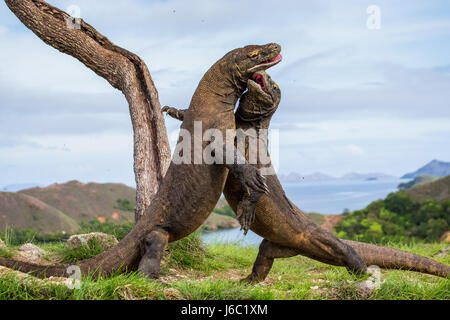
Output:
[[0, 43, 287, 279], [163, 71, 450, 281]]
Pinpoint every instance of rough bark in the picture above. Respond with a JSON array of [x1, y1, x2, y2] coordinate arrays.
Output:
[[4, 0, 172, 221]]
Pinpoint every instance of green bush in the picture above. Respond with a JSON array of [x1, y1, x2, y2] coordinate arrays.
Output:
[[335, 191, 449, 243], [114, 198, 134, 212], [0, 246, 13, 258], [78, 220, 134, 241], [213, 205, 236, 218], [0, 226, 69, 245], [0, 219, 134, 246]]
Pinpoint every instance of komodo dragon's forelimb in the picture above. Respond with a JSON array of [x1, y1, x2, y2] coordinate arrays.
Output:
[[162, 106, 262, 234]]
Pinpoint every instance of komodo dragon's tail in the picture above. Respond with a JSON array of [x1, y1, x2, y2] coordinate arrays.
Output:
[[343, 239, 449, 277], [0, 224, 144, 278]]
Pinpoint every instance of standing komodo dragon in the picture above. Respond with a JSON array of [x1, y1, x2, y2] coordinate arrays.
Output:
[[0, 43, 288, 279], [164, 71, 450, 281]]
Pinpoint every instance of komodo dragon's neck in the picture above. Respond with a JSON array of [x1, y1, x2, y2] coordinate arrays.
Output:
[[190, 61, 247, 114]]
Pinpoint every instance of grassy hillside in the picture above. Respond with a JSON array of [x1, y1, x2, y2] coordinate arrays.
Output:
[[0, 180, 135, 235], [19, 180, 135, 224], [398, 174, 439, 190], [406, 175, 450, 202], [335, 193, 449, 243], [0, 192, 79, 234]]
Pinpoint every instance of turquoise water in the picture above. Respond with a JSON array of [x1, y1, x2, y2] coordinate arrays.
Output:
[[202, 228, 262, 247], [202, 178, 406, 246]]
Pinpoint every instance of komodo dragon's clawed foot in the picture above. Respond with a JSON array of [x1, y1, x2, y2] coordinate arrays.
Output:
[[345, 257, 368, 277], [241, 240, 299, 283], [138, 229, 169, 280], [235, 164, 269, 195], [237, 192, 262, 235], [161, 105, 186, 121], [232, 165, 267, 234], [240, 273, 264, 284]]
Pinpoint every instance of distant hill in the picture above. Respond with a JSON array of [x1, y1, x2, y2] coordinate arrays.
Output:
[[340, 172, 395, 180], [0, 192, 79, 234], [279, 171, 395, 182], [401, 160, 450, 179], [406, 175, 450, 202], [398, 174, 439, 190], [279, 172, 304, 182], [279, 172, 336, 182], [1, 183, 42, 192], [0, 180, 136, 234], [305, 172, 336, 180], [19, 180, 135, 224]]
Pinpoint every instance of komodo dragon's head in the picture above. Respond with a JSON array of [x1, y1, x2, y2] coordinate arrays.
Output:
[[236, 71, 281, 127], [216, 43, 282, 91]]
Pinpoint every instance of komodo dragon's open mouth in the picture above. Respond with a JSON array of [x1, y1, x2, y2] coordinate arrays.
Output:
[[247, 72, 273, 101], [248, 54, 282, 72]]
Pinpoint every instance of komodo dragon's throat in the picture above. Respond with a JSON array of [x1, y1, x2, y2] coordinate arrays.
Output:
[[164, 71, 450, 281], [0, 43, 283, 279]]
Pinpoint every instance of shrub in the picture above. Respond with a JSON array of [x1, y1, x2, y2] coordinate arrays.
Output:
[[0, 226, 69, 245], [78, 220, 134, 241], [213, 205, 236, 218], [114, 198, 134, 212], [335, 191, 449, 243]]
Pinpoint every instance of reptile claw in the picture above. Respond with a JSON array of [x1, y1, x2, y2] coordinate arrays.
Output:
[[236, 192, 262, 235]]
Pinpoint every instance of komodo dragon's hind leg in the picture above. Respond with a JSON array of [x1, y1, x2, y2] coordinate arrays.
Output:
[[242, 231, 368, 284], [301, 227, 368, 276], [241, 239, 298, 283], [138, 228, 169, 279]]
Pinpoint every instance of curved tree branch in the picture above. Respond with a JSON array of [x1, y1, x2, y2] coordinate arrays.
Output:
[[4, 0, 172, 221]]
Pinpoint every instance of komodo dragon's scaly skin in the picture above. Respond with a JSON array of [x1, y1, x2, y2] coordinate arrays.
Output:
[[165, 71, 450, 281], [0, 43, 283, 279]]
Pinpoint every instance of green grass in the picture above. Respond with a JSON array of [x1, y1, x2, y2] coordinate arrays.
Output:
[[0, 238, 448, 300], [162, 232, 210, 271], [59, 238, 112, 263], [0, 246, 14, 258]]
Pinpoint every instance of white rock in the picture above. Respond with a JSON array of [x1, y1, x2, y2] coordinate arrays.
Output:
[[18, 243, 45, 261], [433, 246, 450, 258], [66, 232, 118, 250]]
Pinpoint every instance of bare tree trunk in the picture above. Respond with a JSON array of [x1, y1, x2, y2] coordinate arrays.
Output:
[[4, 0, 172, 221]]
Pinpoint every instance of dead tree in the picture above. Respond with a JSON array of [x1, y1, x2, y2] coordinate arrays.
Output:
[[4, 0, 172, 222]]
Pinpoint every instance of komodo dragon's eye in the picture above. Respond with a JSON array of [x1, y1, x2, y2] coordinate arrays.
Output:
[[248, 50, 259, 59], [273, 82, 279, 89]]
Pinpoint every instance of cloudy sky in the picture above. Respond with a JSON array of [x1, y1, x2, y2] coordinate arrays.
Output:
[[1, 0, 450, 188]]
